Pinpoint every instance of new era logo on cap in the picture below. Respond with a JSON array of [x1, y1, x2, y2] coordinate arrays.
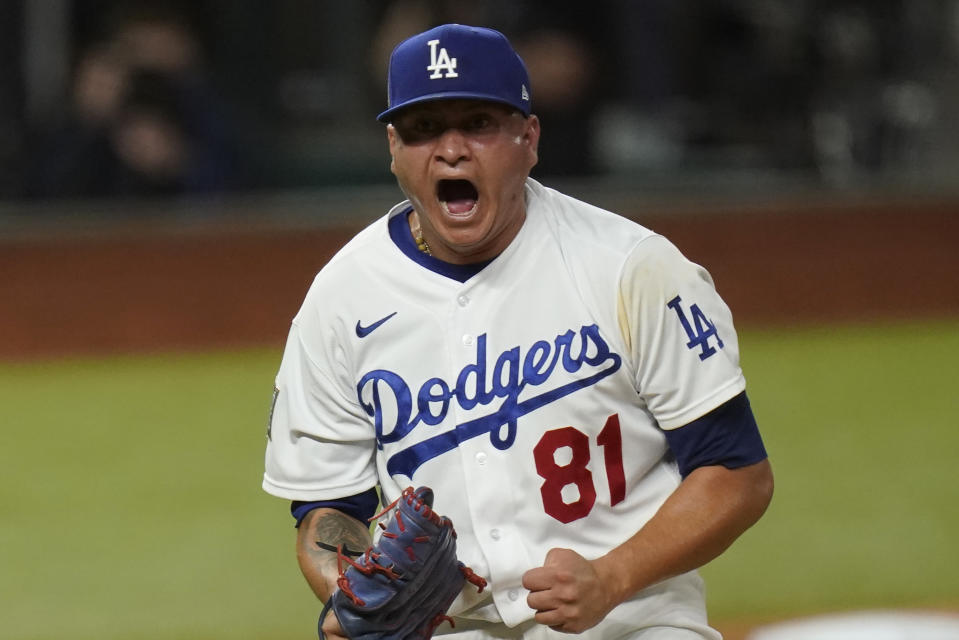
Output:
[[377, 24, 532, 122]]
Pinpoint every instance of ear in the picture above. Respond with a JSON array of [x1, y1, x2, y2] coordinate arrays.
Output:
[[524, 115, 541, 167], [386, 124, 398, 173]]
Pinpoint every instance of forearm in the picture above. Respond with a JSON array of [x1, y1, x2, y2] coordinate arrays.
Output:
[[296, 507, 373, 602], [596, 459, 774, 605]]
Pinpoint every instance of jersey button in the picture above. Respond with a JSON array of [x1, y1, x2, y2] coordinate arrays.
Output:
[[457, 295, 470, 307], [508, 589, 519, 601], [475, 452, 487, 465], [462, 334, 474, 347], [490, 528, 501, 540]]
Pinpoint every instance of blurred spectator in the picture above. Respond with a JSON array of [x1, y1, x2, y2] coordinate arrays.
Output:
[[24, 43, 126, 198], [512, 19, 603, 177], [25, 3, 242, 199]]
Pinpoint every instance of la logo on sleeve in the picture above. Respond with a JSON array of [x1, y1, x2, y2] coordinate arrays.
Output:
[[667, 295, 724, 361]]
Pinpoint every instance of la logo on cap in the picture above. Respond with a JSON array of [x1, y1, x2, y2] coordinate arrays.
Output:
[[426, 39, 458, 79]]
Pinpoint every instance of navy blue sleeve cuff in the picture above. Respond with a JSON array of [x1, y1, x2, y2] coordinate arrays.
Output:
[[290, 487, 380, 528], [662, 391, 767, 478]]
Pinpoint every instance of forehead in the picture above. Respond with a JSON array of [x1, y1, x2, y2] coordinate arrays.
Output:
[[392, 99, 519, 121]]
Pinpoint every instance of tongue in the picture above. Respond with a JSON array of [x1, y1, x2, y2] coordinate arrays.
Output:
[[445, 198, 476, 214]]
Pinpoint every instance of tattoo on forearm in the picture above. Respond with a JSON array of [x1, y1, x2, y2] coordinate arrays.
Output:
[[296, 510, 372, 600], [305, 511, 371, 566]]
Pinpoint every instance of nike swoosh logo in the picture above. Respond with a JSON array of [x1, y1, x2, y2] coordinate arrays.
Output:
[[355, 312, 398, 338]]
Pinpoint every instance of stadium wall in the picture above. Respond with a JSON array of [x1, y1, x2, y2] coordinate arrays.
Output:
[[2, 192, 957, 360]]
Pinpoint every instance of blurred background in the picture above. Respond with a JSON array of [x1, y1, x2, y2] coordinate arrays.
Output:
[[2, 2, 958, 640], [1, 0, 958, 207]]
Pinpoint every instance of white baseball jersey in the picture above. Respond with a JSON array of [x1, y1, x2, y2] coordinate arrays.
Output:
[[263, 178, 743, 639]]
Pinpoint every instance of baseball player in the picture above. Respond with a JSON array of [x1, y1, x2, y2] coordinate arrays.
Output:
[[263, 24, 773, 640]]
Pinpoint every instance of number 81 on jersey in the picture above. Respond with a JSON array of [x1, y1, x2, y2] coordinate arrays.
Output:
[[533, 414, 625, 523]]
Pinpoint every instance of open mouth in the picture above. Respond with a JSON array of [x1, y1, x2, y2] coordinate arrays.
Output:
[[437, 179, 479, 215]]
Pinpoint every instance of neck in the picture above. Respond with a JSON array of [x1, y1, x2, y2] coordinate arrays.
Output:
[[407, 197, 528, 265]]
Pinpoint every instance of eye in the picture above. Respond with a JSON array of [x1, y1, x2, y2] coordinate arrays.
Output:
[[413, 117, 441, 134], [465, 115, 493, 132], [394, 115, 443, 143]]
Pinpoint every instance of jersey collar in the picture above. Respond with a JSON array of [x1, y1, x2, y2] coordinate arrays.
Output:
[[388, 206, 493, 283]]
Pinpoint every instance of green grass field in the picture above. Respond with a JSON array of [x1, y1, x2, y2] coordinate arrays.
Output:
[[2, 319, 958, 639]]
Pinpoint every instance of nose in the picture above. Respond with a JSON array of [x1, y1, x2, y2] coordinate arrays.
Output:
[[434, 127, 470, 165]]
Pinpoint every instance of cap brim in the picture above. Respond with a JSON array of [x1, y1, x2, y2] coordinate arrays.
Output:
[[376, 92, 529, 123]]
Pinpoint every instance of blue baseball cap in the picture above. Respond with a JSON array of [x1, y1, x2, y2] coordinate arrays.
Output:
[[377, 24, 532, 123]]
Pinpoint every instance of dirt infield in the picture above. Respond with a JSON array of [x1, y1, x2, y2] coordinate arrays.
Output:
[[2, 193, 957, 360]]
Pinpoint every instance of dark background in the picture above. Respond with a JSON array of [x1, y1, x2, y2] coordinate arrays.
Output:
[[1, 0, 957, 206]]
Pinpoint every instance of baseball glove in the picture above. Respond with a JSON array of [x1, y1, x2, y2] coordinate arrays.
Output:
[[320, 486, 487, 640]]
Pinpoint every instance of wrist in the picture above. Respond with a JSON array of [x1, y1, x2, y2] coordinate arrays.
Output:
[[593, 550, 635, 609]]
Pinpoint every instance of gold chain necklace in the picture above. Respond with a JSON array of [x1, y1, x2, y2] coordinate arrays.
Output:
[[409, 213, 432, 256]]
